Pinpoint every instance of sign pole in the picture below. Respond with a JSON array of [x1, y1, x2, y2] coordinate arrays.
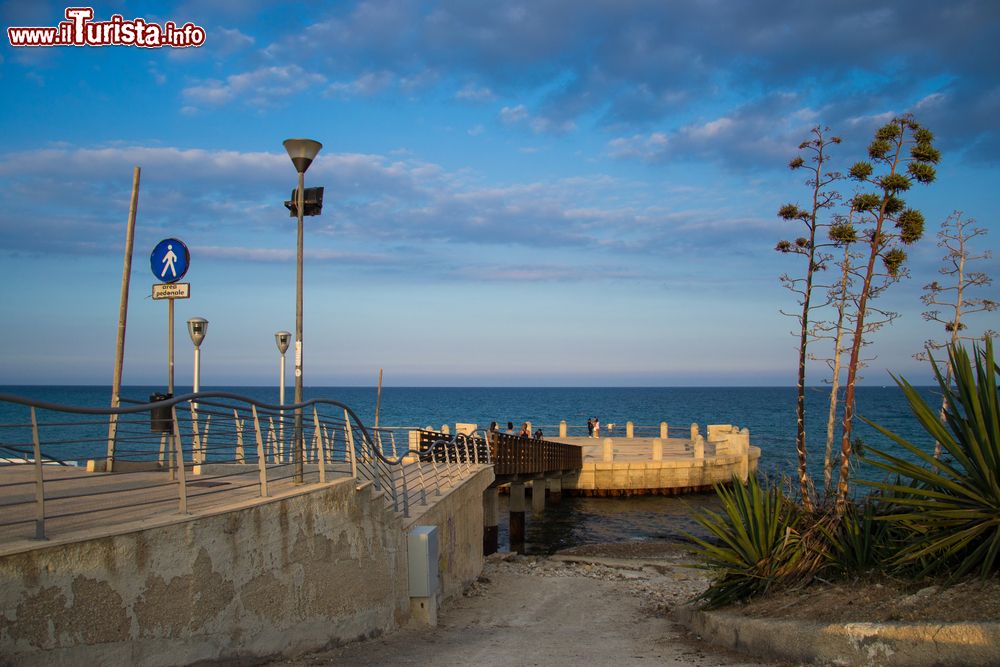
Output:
[[150, 237, 190, 396], [106, 165, 141, 470], [168, 297, 175, 395]]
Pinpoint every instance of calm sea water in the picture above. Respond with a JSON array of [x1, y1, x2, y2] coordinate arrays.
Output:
[[0, 384, 943, 553]]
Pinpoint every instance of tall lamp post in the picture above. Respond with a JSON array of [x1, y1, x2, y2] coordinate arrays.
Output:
[[283, 138, 322, 483], [187, 317, 208, 463], [275, 330, 291, 455]]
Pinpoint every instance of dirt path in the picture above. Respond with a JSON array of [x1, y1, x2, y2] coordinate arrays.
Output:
[[274, 551, 779, 667]]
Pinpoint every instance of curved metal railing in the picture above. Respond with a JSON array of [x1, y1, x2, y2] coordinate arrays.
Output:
[[0, 391, 491, 545]]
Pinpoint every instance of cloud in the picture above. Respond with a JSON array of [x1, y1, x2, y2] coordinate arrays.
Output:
[[499, 104, 528, 124], [455, 83, 495, 102], [499, 103, 575, 134], [608, 93, 812, 166], [182, 65, 327, 108], [326, 70, 395, 96], [221, 0, 998, 158], [0, 143, 767, 279]]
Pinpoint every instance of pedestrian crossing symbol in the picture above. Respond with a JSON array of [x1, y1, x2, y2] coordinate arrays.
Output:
[[150, 238, 190, 283]]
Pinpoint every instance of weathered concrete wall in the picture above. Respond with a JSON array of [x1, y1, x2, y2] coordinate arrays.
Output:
[[404, 466, 494, 601], [0, 478, 410, 666]]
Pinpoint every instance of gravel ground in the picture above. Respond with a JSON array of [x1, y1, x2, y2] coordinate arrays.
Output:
[[270, 546, 781, 667]]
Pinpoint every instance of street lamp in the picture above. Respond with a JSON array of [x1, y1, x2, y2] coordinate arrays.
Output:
[[187, 317, 208, 463], [283, 138, 322, 483], [274, 330, 291, 404], [275, 330, 291, 456], [187, 318, 209, 392]]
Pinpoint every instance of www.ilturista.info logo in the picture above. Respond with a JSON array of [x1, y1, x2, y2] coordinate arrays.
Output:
[[7, 7, 206, 48]]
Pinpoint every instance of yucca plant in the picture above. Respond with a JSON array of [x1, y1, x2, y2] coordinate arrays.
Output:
[[828, 497, 900, 575], [687, 475, 806, 608], [860, 340, 1000, 579]]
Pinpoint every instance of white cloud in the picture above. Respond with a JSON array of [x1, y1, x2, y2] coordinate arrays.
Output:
[[183, 65, 327, 108], [455, 83, 495, 101], [499, 104, 529, 124]]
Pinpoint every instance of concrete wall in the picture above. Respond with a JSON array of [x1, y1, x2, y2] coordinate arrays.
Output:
[[0, 478, 410, 666], [404, 466, 494, 601]]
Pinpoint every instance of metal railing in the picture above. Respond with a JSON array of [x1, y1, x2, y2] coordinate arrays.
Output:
[[415, 430, 582, 479], [0, 391, 490, 545]]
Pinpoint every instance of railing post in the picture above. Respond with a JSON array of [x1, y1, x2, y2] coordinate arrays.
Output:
[[268, 417, 278, 463], [202, 415, 212, 461], [559, 420, 567, 438], [159, 432, 168, 470], [344, 411, 358, 481], [416, 460, 428, 505], [626, 421, 634, 439], [234, 409, 245, 463], [30, 407, 46, 540], [251, 405, 269, 497], [400, 465, 410, 517], [189, 403, 202, 464], [431, 454, 442, 496], [171, 406, 188, 515], [313, 407, 326, 484], [660, 422, 668, 439]]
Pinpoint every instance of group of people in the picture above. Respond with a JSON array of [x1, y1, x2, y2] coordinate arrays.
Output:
[[488, 420, 544, 440], [586, 416, 601, 438]]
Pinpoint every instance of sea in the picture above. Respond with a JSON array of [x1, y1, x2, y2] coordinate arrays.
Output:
[[0, 384, 943, 553]]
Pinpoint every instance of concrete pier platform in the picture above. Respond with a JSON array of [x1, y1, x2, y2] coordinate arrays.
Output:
[[548, 430, 760, 495]]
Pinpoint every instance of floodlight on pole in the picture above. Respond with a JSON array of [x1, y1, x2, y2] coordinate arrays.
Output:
[[282, 138, 322, 484]]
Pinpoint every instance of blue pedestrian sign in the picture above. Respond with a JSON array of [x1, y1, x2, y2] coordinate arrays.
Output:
[[150, 238, 190, 283]]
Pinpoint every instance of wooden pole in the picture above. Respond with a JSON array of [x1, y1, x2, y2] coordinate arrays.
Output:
[[106, 166, 141, 471], [374, 368, 383, 430], [374, 368, 383, 454]]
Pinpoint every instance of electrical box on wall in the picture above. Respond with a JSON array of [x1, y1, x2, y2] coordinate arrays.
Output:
[[408, 525, 439, 598]]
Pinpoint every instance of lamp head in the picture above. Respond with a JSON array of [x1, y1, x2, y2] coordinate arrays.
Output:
[[275, 331, 292, 355], [283, 138, 323, 174], [187, 317, 208, 348]]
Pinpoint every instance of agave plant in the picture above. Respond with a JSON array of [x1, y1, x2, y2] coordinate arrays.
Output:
[[860, 340, 1000, 579], [687, 475, 806, 608], [827, 496, 901, 575]]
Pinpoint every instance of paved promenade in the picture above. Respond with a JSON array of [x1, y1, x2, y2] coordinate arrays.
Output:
[[0, 464, 353, 555]]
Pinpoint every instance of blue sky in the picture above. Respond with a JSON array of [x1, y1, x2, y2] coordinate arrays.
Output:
[[1, 0, 998, 387]]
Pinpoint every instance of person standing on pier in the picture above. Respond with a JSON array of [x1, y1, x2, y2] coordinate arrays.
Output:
[[506, 421, 514, 434], [587, 417, 594, 438], [519, 422, 531, 438], [593, 417, 600, 438]]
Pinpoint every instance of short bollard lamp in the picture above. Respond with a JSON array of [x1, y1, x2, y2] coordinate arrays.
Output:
[[274, 329, 291, 406], [187, 318, 208, 393], [275, 330, 292, 455]]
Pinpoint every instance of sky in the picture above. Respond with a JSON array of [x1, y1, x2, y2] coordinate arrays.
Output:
[[1, 0, 998, 387]]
